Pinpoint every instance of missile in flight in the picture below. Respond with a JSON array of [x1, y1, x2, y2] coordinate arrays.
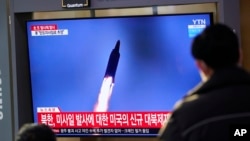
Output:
[[104, 40, 120, 82]]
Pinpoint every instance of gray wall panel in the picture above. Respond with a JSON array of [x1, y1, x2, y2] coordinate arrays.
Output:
[[0, 0, 15, 140], [13, 0, 218, 13]]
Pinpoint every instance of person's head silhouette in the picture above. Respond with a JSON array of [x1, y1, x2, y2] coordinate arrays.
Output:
[[191, 23, 241, 81], [15, 123, 56, 141]]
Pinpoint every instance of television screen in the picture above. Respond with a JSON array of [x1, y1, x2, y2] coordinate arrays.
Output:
[[26, 13, 213, 137]]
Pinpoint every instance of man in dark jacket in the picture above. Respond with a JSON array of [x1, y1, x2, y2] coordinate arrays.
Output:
[[158, 23, 250, 141]]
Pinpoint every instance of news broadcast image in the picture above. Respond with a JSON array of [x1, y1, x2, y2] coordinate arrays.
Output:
[[26, 13, 212, 136]]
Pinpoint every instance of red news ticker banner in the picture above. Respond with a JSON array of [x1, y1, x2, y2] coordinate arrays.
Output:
[[37, 107, 171, 128]]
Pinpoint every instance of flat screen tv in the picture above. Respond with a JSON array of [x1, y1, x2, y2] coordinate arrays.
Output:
[[26, 13, 213, 137]]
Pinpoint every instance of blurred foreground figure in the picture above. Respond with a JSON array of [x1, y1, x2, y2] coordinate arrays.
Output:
[[159, 23, 250, 141], [15, 123, 56, 141]]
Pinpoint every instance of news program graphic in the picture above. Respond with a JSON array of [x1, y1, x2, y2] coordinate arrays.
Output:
[[37, 107, 170, 135], [188, 19, 207, 38], [94, 40, 120, 112], [31, 24, 68, 36]]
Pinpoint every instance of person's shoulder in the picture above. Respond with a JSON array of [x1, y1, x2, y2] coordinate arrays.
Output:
[[173, 94, 199, 111], [171, 93, 207, 120]]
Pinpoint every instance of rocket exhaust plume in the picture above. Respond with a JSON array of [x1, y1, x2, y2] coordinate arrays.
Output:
[[94, 40, 120, 112]]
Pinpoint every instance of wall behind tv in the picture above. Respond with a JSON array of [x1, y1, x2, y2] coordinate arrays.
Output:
[[0, 0, 14, 141], [240, 0, 250, 71]]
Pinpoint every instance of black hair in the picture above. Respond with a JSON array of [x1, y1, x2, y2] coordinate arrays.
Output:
[[191, 23, 240, 69], [15, 123, 56, 141]]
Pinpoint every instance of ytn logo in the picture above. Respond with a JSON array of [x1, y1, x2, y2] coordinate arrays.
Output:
[[192, 19, 206, 25], [234, 129, 247, 136]]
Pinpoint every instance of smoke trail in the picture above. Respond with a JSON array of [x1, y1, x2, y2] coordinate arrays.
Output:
[[94, 76, 114, 112]]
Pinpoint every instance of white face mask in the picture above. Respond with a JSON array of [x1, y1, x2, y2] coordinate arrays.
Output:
[[195, 59, 214, 82], [199, 70, 209, 82]]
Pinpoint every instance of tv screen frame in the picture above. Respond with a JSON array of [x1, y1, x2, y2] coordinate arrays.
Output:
[[26, 12, 213, 137]]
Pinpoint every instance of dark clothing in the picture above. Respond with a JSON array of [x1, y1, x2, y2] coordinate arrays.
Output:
[[159, 66, 250, 141]]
